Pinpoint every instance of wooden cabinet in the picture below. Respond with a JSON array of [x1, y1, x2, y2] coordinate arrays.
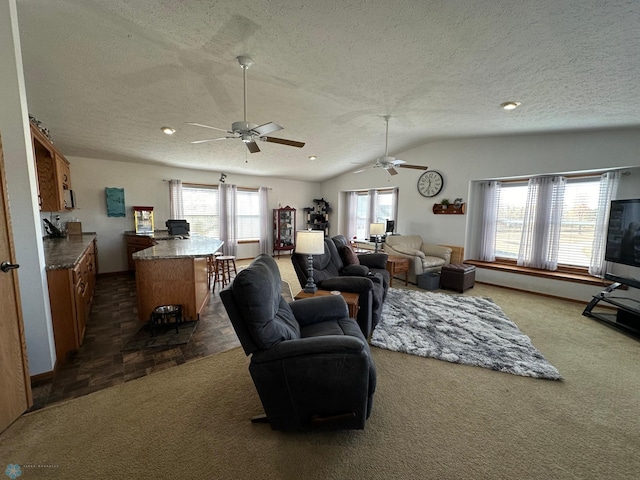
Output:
[[125, 234, 156, 271], [30, 123, 73, 212], [273, 206, 296, 256], [47, 239, 97, 362]]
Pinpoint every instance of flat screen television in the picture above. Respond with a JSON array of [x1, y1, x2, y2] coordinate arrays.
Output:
[[604, 199, 640, 268]]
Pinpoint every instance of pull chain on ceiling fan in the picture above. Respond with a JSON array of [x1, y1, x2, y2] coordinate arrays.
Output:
[[353, 115, 428, 175], [187, 56, 305, 153]]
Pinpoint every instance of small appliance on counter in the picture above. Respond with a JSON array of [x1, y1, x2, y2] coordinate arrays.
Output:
[[43, 218, 65, 238], [166, 219, 190, 236], [133, 206, 154, 234]]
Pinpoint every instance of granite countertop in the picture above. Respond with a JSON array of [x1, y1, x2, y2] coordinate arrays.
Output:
[[132, 237, 224, 261], [43, 233, 97, 270], [124, 230, 187, 240]]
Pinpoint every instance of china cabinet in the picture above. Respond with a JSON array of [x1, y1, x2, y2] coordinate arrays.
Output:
[[273, 206, 296, 257]]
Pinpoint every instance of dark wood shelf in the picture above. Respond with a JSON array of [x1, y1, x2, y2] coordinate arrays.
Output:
[[432, 203, 466, 215]]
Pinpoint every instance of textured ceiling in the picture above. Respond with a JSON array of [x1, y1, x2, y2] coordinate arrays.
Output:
[[16, 0, 640, 182]]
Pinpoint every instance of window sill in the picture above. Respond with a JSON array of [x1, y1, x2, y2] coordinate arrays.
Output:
[[464, 260, 615, 287]]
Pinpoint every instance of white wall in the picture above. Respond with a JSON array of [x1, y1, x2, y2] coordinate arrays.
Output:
[[321, 129, 640, 301], [1, 0, 56, 375], [58, 157, 320, 273]]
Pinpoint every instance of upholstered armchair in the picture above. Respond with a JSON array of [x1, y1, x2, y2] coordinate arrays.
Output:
[[220, 254, 376, 431], [384, 235, 452, 284], [291, 237, 389, 337]]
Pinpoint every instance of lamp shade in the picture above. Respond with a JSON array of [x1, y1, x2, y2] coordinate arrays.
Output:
[[296, 230, 325, 255], [369, 223, 385, 236]]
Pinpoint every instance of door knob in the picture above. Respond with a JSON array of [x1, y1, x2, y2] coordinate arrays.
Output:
[[1, 261, 20, 273]]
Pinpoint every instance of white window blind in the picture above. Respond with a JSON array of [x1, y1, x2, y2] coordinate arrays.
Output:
[[493, 176, 602, 268], [236, 190, 260, 240], [557, 178, 601, 267], [182, 185, 219, 237]]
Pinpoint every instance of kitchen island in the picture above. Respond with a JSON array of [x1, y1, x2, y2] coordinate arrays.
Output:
[[133, 237, 223, 322]]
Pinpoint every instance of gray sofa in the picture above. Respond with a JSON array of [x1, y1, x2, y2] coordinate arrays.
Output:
[[220, 254, 376, 431]]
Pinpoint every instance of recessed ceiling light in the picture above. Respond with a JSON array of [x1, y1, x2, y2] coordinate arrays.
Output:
[[500, 101, 521, 110], [308, 155, 317, 160], [161, 126, 176, 135]]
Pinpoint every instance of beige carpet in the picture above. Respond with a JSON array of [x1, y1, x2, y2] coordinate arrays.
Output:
[[1, 257, 638, 479]]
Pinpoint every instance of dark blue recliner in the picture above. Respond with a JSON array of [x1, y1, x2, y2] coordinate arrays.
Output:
[[291, 236, 389, 337], [220, 254, 376, 431]]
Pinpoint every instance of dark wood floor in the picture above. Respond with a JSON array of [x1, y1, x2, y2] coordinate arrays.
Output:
[[29, 272, 240, 411]]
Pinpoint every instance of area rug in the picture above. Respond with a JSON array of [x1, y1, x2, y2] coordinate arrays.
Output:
[[371, 288, 562, 380], [121, 320, 198, 351]]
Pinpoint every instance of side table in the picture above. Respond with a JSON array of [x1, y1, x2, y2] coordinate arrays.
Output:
[[294, 290, 360, 319], [386, 255, 410, 287]]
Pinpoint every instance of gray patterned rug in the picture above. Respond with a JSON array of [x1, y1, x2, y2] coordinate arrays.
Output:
[[371, 288, 562, 380]]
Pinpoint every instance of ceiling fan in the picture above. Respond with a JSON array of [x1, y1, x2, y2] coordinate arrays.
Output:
[[353, 115, 428, 176], [187, 56, 305, 153]]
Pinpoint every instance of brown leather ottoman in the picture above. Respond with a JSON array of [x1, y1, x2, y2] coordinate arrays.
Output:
[[440, 264, 476, 293]]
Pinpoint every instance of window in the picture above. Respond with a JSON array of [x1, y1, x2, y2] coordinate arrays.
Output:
[[493, 177, 601, 268], [182, 185, 260, 240], [183, 185, 219, 237], [350, 188, 398, 239], [236, 189, 260, 240]]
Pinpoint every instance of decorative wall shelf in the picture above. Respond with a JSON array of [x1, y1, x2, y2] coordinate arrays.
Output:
[[432, 203, 466, 215]]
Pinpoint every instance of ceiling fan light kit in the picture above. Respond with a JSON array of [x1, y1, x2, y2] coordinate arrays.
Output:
[[187, 56, 305, 153]]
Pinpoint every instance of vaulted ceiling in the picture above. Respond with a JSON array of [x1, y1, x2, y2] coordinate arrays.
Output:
[[16, 0, 640, 182]]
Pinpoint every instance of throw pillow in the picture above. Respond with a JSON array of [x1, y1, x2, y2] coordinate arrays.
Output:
[[340, 245, 360, 265]]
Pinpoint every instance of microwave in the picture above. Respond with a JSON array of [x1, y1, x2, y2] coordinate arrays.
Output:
[[63, 190, 76, 209]]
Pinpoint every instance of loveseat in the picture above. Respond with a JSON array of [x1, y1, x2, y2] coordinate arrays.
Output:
[[384, 235, 452, 284], [291, 236, 389, 337]]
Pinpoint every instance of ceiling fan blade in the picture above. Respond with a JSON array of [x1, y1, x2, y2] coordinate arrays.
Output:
[[387, 167, 399, 176], [190, 137, 233, 144], [252, 122, 283, 136], [262, 137, 305, 148], [399, 164, 429, 170], [353, 165, 375, 174], [186, 122, 232, 133], [246, 141, 260, 153]]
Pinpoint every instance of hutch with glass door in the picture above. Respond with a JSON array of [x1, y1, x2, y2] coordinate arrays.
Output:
[[273, 206, 296, 257]]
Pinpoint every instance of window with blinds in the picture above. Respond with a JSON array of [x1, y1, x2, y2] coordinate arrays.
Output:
[[494, 176, 601, 267], [353, 189, 398, 239], [183, 185, 219, 237], [182, 185, 260, 240], [236, 190, 260, 240]]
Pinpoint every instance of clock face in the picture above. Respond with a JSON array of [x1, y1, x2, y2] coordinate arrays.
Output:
[[417, 171, 444, 197]]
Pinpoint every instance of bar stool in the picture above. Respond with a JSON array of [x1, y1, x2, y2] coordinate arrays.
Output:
[[207, 252, 223, 290], [213, 255, 237, 291]]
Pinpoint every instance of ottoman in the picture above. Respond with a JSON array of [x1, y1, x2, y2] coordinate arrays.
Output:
[[440, 264, 476, 293]]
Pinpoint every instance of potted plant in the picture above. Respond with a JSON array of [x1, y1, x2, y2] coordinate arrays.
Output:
[[440, 198, 450, 209]]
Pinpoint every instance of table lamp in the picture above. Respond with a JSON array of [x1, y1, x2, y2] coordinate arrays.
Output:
[[369, 222, 385, 253], [296, 230, 325, 293]]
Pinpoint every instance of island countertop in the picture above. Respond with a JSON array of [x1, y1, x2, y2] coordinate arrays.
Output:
[[132, 236, 223, 260], [43, 234, 97, 270]]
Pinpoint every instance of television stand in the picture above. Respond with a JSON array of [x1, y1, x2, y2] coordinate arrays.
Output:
[[583, 279, 640, 339]]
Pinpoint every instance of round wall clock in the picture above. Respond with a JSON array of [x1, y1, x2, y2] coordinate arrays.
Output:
[[417, 170, 444, 197]]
